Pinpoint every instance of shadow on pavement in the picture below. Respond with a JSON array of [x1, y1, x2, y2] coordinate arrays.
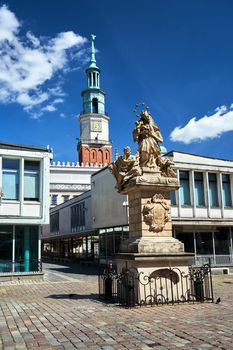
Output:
[[43, 261, 99, 276], [46, 293, 99, 300]]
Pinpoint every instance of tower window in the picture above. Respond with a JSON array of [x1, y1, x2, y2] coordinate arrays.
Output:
[[93, 72, 96, 86], [89, 73, 91, 86], [92, 98, 98, 113]]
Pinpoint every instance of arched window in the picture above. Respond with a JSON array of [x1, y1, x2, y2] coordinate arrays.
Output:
[[105, 150, 110, 162], [92, 98, 98, 113], [91, 150, 96, 162], [93, 72, 96, 86]]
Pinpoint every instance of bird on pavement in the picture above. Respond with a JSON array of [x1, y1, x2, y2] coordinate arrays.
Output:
[[215, 297, 221, 304]]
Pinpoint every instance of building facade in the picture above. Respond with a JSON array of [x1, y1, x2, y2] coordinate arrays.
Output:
[[168, 151, 233, 266], [0, 142, 52, 276], [42, 191, 98, 261], [49, 161, 104, 207], [42, 151, 233, 267]]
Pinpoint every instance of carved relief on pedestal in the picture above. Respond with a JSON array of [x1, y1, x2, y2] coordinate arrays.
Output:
[[142, 194, 170, 232]]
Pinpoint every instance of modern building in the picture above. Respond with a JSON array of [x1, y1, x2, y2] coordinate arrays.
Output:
[[42, 150, 233, 267], [42, 190, 98, 261], [169, 151, 233, 266], [49, 35, 112, 207], [0, 141, 52, 277], [49, 161, 104, 207]]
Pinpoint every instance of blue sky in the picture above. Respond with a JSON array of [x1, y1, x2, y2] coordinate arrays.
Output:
[[1, 0, 233, 161]]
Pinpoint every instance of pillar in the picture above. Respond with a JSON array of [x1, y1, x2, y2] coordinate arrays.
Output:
[[24, 227, 30, 272], [190, 170, 196, 217], [12, 226, 15, 273]]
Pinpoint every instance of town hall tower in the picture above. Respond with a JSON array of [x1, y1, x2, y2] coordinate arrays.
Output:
[[78, 35, 112, 165]]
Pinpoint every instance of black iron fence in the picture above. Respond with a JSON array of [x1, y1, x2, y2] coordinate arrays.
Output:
[[0, 259, 42, 273], [99, 262, 214, 307]]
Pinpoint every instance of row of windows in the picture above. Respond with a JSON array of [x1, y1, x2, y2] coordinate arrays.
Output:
[[51, 195, 75, 206], [1, 158, 40, 201], [71, 202, 85, 232], [50, 202, 86, 233], [171, 171, 232, 207], [176, 228, 231, 255], [50, 212, 59, 233]]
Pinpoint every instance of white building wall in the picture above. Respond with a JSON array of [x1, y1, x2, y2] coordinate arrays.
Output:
[[44, 151, 233, 245], [168, 151, 233, 223], [91, 168, 128, 229], [50, 162, 103, 206], [0, 146, 51, 225], [42, 191, 92, 239]]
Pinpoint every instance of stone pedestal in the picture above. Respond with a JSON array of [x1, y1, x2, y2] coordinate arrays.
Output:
[[119, 174, 183, 254], [109, 106, 195, 304], [116, 252, 194, 305], [115, 174, 194, 304]]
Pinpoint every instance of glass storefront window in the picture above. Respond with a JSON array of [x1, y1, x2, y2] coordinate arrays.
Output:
[[99, 227, 129, 259], [176, 232, 194, 253], [15, 226, 38, 272], [214, 229, 230, 255], [195, 232, 213, 255], [0, 226, 13, 272]]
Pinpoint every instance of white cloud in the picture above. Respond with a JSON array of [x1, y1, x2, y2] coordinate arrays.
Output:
[[59, 113, 66, 118], [0, 4, 18, 42], [170, 105, 233, 144], [53, 98, 64, 104], [16, 92, 48, 107], [42, 104, 56, 112], [26, 31, 40, 47], [0, 5, 87, 117]]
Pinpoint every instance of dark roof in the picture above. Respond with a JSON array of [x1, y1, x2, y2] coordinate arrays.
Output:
[[0, 141, 51, 153]]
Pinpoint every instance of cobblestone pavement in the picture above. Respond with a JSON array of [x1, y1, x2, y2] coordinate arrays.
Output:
[[0, 262, 232, 350]]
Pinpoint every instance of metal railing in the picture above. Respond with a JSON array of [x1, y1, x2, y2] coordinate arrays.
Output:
[[99, 262, 214, 307], [195, 255, 233, 266]]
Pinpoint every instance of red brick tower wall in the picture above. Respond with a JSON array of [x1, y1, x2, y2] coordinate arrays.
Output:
[[79, 145, 112, 164]]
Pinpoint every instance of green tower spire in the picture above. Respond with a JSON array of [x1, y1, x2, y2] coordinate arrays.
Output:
[[89, 34, 98, 69], [81, 35, 105, 114]]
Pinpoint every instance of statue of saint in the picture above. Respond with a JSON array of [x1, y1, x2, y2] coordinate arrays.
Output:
[[109, 146, 141, 191], [109, 105, 177, 192], [133, 110, 163, 168]]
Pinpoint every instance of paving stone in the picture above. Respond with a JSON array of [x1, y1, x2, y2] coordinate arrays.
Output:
[[0, 265, 232, 350]]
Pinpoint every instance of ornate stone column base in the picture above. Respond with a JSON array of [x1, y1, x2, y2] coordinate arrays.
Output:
[[116, 252, 195, 305], [120, 236, 184, 254], [116, 252, 194, 270]]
